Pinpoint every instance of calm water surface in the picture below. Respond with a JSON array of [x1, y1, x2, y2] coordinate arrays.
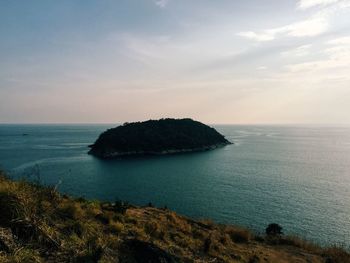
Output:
[[0, 124, 349, 246]]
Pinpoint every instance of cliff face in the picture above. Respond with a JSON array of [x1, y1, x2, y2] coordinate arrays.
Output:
[[88, 118, 231, 158], [0, 172, 349, 263]]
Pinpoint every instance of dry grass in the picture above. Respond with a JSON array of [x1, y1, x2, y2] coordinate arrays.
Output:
[[225, 226, 251, 243], [322, 246, 350, 263], [0, 171, 349, 262]]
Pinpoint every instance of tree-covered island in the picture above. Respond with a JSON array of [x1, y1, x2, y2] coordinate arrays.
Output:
[[88, 118, 232, 158]]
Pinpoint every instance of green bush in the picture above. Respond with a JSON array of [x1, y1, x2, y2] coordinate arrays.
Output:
[[265, 223, 283, 236]]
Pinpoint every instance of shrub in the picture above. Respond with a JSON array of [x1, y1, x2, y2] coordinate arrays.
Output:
[[63, 221, 85, 237], [109, 221, 124, 234], [226, 227, 250, 243], [254, 235, 265, 242], [86, 206, 102, 218], [114, 200, 129, 214], [0, 192, 25, 227], [265, 223, 283, 237], [144, 221, 164, 239], [58, 202, 84, 220], [12, 248, 42, 263], [203, 236, 211, 253], [278, 235, 318, 251], [323, 246, 350, 263], [75, 236, 103, 263], [10, 219, 39, 243], [101, 200, 129, 214], [95, 213, 111, 225]]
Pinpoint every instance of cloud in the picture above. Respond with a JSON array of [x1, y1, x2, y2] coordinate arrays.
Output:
[[237, 14, 329, 41], [281, 44, 312, 57], [286, 37, 350, 72], [281, 14, 329, 37], [154, 0, 169, 8], [236, 31, 275, 42], [238, 0, 350, 42], [327, 36, 350, 45], [297, 0, 340, 10], [237, 0, 350, 42]]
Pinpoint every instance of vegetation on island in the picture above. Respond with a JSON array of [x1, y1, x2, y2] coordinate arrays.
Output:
[[88, 118, 231, 158], [0, 171, 349, 263]]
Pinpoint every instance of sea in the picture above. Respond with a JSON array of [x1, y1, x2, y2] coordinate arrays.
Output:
[[0, 124, 349, 247]]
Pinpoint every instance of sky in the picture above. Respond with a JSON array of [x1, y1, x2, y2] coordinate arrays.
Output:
[[0, 0, 349, 124]]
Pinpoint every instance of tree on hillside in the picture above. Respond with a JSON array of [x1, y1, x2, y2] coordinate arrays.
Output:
[[265, 223, 283, 236]]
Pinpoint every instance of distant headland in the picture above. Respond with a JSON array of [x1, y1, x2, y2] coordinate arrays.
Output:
[[88, 118, 232, 158]]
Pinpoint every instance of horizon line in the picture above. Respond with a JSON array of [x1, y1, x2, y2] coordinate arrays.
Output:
[[1, 122, 350, 127]]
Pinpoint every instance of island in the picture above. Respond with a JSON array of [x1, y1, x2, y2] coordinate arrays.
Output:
[[88, 118, 232, 158]]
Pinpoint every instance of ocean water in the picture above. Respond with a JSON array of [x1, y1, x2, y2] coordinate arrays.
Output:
[[0, 124, 349, 246]]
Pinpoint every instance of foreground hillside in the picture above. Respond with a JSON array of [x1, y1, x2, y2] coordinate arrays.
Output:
[[0, 172, 348, 263]]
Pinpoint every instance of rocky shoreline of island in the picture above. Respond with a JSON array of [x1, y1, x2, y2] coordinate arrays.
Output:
[[89, 141, 231, 158]]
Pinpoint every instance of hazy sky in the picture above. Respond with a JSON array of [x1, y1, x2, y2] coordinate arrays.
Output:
[[1, 0, 349, 124]]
